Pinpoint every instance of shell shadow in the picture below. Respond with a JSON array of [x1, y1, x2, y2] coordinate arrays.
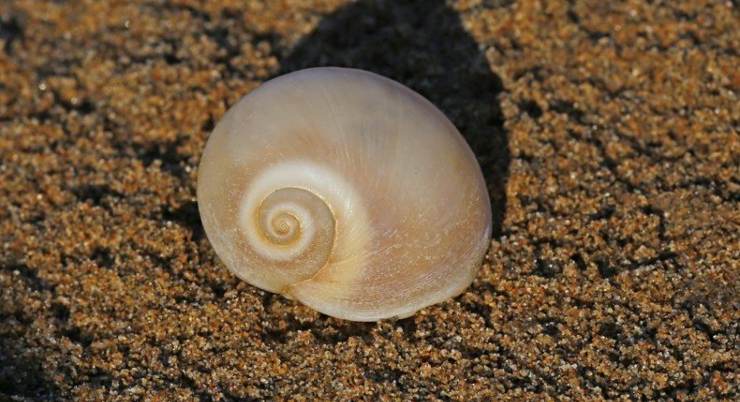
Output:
[[276, 0, 510, 238], [0, 338, 58, 399]]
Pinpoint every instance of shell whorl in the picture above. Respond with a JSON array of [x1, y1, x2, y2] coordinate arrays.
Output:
[[197, 67, 492, 321], [236, 160, 369, 293], [247, 187, 331, 261]]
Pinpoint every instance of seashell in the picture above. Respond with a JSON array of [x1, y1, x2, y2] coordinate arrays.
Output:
[[197, 67, 491, 321]]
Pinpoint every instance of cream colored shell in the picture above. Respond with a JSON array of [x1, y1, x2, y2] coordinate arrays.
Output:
[[197, 67, 491, 321]]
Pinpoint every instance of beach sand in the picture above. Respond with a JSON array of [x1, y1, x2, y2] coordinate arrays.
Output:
[[1, 0, 737, 400]]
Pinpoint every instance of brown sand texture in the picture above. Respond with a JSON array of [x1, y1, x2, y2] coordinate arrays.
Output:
[[0, 0, 738, 400]]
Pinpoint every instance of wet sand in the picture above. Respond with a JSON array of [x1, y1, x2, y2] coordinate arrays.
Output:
[[0, 0, 737, 400]]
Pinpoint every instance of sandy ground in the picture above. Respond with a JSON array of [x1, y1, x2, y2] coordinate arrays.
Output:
[[0, 0, 738, 400]]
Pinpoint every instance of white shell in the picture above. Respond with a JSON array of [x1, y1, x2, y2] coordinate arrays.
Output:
[[197, 67, 491, 321]]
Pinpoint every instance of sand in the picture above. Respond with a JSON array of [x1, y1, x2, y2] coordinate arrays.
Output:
[[0, 0, 737, 400]]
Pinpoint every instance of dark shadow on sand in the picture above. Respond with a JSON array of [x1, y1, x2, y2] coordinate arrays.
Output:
[[276, 0, 510, 238], [0, 335, 58, 400]]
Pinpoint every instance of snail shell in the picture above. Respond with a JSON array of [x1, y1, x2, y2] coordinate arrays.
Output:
[[197, 67, 491, 321]]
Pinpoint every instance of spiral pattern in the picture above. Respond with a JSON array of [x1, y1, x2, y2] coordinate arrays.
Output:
[[248, 187, 334, 262], [264, 208, 300, 244], [232, 160, 368, 293]]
